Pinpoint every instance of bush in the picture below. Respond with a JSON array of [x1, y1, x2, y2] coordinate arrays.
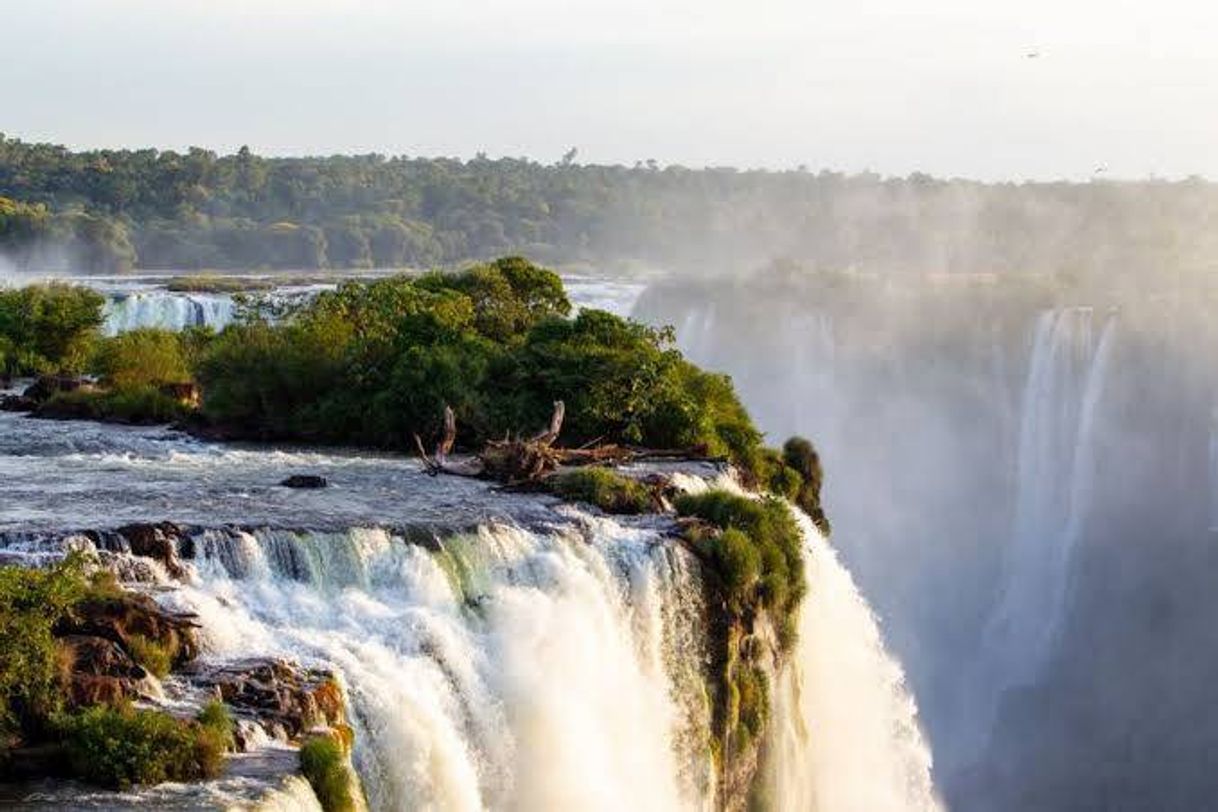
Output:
[[93, 328, 190, 390], [0, 284, 104, 376], [40, 386, 189, 425], [60, 703, 228, 789], [549, 467, 653, 514], [299, 735, 357, 812], [194, 701, 235, 776], [0, 556, 90, 740], [675, 490, 805, 650]]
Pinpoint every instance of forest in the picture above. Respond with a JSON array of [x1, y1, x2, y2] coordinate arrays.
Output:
[[2, 135, 1218, 292]]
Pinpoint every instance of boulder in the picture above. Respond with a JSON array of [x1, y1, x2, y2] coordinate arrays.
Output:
[[280, 474, 328, 489], [116, 522, 188, 579], [196, 659, 346, 742], [0, 394, 37, 412], [56, 592, 200, 667]]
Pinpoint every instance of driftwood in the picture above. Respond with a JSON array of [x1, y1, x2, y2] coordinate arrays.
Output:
[[415, 400, 723, 484]]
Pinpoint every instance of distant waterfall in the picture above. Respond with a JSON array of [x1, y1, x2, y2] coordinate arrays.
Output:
[[103, 291, 237, 335], [954, 308, 1116, 758], [770, 511, 942, 812], [167, 521, 711, 812]]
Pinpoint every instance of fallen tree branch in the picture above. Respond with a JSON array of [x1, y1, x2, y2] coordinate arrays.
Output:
[[413, 402, 723, 484]]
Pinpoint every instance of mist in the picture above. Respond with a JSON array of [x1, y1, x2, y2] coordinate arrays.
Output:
[[632, 250, 1218, 809]]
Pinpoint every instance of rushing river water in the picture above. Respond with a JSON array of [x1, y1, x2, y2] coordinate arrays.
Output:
[[0, 376, 939, 810]]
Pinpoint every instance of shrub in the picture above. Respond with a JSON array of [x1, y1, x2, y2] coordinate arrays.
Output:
[[60, 703, 228, 789], [0, 556, 89, 740], [93, 328, 190, 390], [40, 386, 189, 425], [194, 701, 235, 777], [549, 468, 653, 514], [0, 283, 104, 376], [708, 529, 761, 610], [675, 490, 805, 650], [299, 735, 357, 812]]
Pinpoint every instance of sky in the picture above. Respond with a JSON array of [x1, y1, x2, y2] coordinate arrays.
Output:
[[3, 0, 1217, 181]]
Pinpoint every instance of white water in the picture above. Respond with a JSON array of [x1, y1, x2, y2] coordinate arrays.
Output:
[[987, 309, 1115, 686], [770, 512, 942, 812], [948, 308, 1117, 760], [103, 291, 238, 335], [165, 520, 708, 812]]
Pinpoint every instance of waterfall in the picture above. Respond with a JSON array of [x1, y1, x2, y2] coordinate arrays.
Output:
[[165, 520, 711, 812], [770, 511, 943, 812], [989, 309, 1115, 684], [948, 308, 1116, 763], [103, 291, 237, 335]]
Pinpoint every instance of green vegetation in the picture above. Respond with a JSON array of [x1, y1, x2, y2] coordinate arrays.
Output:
[[193, 258, 772, 471], [299, 735, 357, 812], [165, 274, 274, 294], [93, 328, 191, 390], [124, 633, 174, 679], [41, 386, 190, 424], [0, 283, 105, 376], [675, 490, 805, 755], [549, 467, 653, 514], [60, 701, 231, 790], [676, 490, 806, 635], [0, 556, 90, 740], [2, 136, 1216, 293], [0, 556, 233, 789]]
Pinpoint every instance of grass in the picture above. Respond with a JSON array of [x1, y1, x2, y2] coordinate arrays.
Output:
[[299, 735, 357, 812], [548, 467, 653, 514], [166, 274, 275, 294], [125, 634, 174, 679]]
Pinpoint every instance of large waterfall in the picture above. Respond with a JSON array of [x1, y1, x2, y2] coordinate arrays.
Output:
[[770, 512, 942, 812], [982, 308, 1116, 689], [943, 308, 1117, 767], [165, 520, 702, 811]]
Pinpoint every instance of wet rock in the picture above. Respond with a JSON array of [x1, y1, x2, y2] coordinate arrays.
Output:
[[195, 659, 346, 743], [56, 592, 200, 668], [0, 394, 37, 412], [116, 522, 188, 579], [280, 474, 328, 489]]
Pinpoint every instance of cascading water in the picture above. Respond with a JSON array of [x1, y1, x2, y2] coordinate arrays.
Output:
[[769, 512, 943, 812], [954, 308, 1117, 760], [164, 519, 711, 812], [103, 291, 238, 335]]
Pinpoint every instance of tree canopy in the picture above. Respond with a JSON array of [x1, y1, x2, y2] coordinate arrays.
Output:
[[2, 135, 1217, 289]]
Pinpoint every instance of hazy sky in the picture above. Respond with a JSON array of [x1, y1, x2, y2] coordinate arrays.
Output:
[[4, 0, 1216, 180]]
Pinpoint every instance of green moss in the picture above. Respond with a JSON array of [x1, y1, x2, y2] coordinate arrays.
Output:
[[300, 735, 357, 812], [549, 467, 653, 514], [59, 703, 229, 789]]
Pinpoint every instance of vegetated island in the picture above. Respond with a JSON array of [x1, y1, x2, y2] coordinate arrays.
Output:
[[0, 256, 829, 809]]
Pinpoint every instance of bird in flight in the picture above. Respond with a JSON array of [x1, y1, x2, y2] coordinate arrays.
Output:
[[1025, 52, 1041, 59]]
